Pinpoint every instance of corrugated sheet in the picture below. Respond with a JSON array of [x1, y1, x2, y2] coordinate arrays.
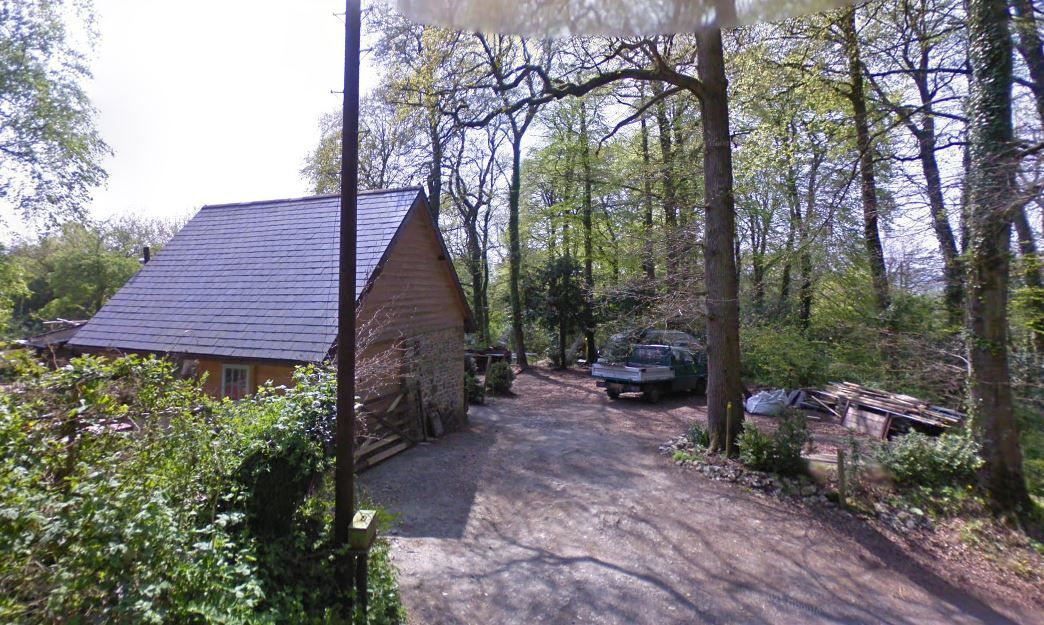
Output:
[[69, 188, 422, 363]]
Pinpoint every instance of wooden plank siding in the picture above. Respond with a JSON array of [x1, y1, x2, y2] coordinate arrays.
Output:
[[357, 202, 467, 342]]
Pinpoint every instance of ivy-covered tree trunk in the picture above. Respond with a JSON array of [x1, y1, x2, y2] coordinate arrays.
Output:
[[966, 0, 1032, 515], [842, 7, 890, 314], [696, 27, 744, 455], [508, 123, 529, 369]]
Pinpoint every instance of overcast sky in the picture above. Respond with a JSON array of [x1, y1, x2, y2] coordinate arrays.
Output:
[[85, 0, 378, 224]]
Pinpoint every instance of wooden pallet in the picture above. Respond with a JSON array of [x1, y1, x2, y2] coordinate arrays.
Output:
[[808, 381, 964, 439]]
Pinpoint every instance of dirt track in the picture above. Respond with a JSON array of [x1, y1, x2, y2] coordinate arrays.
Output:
[[361, 368, 1041, 625]]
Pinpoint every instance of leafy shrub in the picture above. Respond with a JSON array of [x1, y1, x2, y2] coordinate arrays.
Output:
[[485, 361, 514, 394], [687, 422, 709, 449], [772, 413, 812, 475], [465, 373, 485, 404], [741, 325, 827, 388], [0, 348, 45, 382], [0, 355, 405, 624], [876, 431, 983, 489], [738, 426, 775, 472], [738, 414, 811, 476]]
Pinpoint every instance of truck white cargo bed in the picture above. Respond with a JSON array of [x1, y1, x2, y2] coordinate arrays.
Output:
[[591, 362, 674, 383]]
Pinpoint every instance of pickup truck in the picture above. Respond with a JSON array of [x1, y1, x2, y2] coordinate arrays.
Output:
[[591, 344, 707, 402]]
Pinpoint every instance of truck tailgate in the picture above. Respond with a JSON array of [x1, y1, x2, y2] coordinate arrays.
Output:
[[591, 362, 673, 383]]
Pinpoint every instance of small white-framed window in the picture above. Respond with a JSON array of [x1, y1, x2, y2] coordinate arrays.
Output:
[[221, 364, 251, 400]]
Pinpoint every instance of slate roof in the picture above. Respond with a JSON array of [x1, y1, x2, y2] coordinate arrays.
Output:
[[69, 188, 425, 363]]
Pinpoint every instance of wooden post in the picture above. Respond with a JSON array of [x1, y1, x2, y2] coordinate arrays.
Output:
[[837, 448, 847, 510], [725, 401, 733, 457], [336, 0, 362, 615]]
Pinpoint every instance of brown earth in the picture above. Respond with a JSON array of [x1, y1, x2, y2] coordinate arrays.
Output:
[[360, 367, 1042, 625]]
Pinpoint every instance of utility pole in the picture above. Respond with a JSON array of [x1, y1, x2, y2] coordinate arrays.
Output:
[[335, 0, 361, 611]]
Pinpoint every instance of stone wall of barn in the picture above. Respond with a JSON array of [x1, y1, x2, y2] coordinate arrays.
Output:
[[403, 326, 466, 434]]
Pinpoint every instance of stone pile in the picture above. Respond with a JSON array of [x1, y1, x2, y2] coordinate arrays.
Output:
[[659, 433, 933, 534], [658, 435, 831, 506]]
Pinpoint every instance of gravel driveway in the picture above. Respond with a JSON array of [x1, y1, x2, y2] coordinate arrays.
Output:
[[361, 368, 1039, 625]]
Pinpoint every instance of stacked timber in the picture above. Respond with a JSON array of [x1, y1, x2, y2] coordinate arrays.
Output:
[[806, 381, 964, 439]]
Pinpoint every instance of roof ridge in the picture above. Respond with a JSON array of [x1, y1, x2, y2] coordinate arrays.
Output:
[[200, 186, 423, 211]]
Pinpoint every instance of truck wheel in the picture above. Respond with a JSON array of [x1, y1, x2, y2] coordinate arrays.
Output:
[[607, 389, 620, 400], [644, 385, 663, 403], [693, 378, 707, 396]]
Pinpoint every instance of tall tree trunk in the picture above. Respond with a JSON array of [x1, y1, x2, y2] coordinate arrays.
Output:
[[427, 119, 443, 217], [655, 90, 678, 230], [640, 115, 657, 281], [696, 27, 744, 455], [915, 113, 964, 326], [886, 18, 966, 326], [468, 232, 488, 345], [798, 158, 820, 330], [751, 252, 766, 313], [966, 0, 1031, 514], [1010, 0, 1044, 353], [579, 102, 598, 363], [780, 149, 800, 316], [1014, 206, 1044, 353], [508, 126, 528, 369], [842, 7, 891, 314], [672, 104, 691, 228], [480, 225, 492, 344], [1011, 0, 1044, 123], [654, 83, 680, 275]]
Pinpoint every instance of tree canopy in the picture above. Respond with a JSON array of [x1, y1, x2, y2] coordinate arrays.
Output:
[[0, 0, 109, 225]]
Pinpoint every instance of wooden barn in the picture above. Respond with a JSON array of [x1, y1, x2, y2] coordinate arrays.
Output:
[[68, 187, 473, 456]]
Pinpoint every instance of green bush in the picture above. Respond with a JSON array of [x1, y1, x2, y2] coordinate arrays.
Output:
[[686, 422, 709, 449], [741, 325, 827, 388], [738, 426, 775, 471], [772, 413, 812, 475], [738, 414, 811, 476], [0, 348, 45, 382], [465, 373, 485, 404], [0, 355, 405, 625], [876, 431, 983, 489], [485, 361, 515, 394]]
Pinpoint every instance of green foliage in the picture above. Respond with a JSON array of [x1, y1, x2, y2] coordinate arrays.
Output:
[[0, 247, 28, 335], [464, 356, 485, 404], [0, 355, 405, 624], [738, 414, 811, 476], [672, 449, 698, 463], [485, 361, 514, 394], [741, 324, 827, 388], [465, 373, 485, 405], [7, 217, 182, 336], [738, 426, 775, 472], [0, 348, 45, 382], [0, 0, 110, 223], [876, 431, 984, 489], [686, 422, 709, 449], [527, 255, 587, 368]]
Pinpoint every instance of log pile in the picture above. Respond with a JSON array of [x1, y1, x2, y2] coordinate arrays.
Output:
[[805, 381, 964, 439]]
